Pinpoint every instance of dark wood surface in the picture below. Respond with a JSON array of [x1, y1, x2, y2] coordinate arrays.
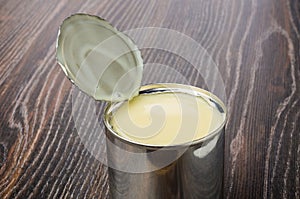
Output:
[[1, 0, 299, 198]]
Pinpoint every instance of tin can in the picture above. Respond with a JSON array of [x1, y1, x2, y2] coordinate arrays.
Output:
[[104, 83, 226, 199]]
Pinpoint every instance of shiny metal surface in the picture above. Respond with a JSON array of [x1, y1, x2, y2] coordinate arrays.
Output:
[[104, 84, 226, 199]]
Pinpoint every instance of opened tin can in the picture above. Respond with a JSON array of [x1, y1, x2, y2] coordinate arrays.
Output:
[[104, 83, 227, 199]]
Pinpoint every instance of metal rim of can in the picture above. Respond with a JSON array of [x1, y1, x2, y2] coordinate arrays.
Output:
[[103, 83, 227, 149]]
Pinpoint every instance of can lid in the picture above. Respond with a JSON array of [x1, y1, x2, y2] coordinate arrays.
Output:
[[56, 13, 143, 101]]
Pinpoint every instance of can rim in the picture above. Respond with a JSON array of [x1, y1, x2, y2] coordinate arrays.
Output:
[[103, 83, 227, 149]]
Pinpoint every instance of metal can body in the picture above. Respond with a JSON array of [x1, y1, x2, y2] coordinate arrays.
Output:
[[104, 84, 226, 199]]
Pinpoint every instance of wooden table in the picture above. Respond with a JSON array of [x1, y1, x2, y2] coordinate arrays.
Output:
[[0, 0, 299, 198]]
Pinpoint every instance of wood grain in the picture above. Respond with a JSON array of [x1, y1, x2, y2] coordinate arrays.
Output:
[[0, 0, 299, 198]]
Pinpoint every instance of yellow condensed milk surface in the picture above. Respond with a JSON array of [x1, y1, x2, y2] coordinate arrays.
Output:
[[110, 89, 225, 146]]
